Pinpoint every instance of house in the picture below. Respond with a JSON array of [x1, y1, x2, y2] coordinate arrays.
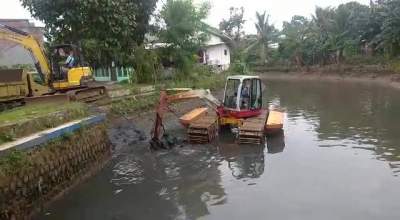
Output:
[[0, 19, 44, 67], [200, 29, 232, 71], [145, 26, 233, 71]]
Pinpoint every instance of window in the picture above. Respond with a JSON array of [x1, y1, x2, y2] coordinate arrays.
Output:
[[224, 79, 240, 109], [250, 79, 262, 109], [240, 79, 251, 109], [224, 49, 228, 56]]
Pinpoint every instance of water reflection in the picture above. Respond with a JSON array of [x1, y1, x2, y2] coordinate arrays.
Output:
[[265, 79, 400, 177], [219, 144, 265, 179], [216, 131, 285, 180], [267, 131, 286, 154], [151, 147, 227, 219], [35, 79, 400, 220]]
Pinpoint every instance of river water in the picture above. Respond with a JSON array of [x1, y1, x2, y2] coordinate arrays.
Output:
[[36, 79, 400, 220]]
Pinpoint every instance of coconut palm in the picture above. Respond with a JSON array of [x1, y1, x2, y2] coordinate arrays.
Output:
[[244, 11, 278, 65]]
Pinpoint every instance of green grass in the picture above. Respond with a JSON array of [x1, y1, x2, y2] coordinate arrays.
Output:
[[0, 102, 89, 145], [0, 102, 88, 124], [0, 149, 30, 177]]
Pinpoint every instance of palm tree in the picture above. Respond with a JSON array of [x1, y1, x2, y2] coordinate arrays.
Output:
[[244, 11, 277, 65]]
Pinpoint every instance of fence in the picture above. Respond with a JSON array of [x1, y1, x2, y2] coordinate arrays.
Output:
[[93, 66, 134, 82]]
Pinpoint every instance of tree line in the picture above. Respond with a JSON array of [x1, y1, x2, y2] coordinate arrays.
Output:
[[20, 0, 400, 79], [21, 0, 213, 82], [220, 0, 400, 68]]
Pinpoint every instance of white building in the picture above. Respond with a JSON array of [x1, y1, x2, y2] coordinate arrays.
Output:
[[200, 32, 232, 71]]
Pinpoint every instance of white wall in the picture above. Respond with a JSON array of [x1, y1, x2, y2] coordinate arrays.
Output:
[[206, 34, 225, 46], [205, 43, 230, 70]]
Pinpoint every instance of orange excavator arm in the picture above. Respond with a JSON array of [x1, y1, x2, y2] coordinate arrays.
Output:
[[150, 89, 221, 148]]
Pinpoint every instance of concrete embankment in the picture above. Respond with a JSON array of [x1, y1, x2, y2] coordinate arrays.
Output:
[[0, 116, 112, 219]]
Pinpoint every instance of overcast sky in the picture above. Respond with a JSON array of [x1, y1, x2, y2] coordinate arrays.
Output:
[[2, 0, 370, 33]]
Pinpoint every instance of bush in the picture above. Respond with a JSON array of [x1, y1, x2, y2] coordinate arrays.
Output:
[[0, 150, 30, 175], [344, 55, 387, 65], [389, 59, 400, 73], [133, 45, 161, 84], [230, 61, 248, 75]]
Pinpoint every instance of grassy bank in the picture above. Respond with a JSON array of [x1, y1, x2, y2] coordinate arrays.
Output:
[[0, 102, 89, 144], [251, 62, 400, 75], [0, 102, 88, 124]]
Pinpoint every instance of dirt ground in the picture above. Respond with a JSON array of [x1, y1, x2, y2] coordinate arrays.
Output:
[[107, 97, 209, 154]]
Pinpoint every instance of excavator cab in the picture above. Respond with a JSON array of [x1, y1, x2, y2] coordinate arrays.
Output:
[[222, 75, 263, 118], [50, 44, 93, 90]]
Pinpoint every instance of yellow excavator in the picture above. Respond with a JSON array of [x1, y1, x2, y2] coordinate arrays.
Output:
[[0, 24, 106, 109]]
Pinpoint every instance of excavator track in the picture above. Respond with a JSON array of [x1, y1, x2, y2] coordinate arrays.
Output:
[[238, 110, 269, 145], [67, 86, 107, 102], [187, 115, 219, 144]]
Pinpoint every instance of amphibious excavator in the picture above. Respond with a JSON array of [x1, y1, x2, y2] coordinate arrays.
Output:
[[150, 75, 284, 148], [0, 24, 106, 109]]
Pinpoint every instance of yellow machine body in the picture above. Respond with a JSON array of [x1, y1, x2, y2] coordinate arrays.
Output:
[[0, 69, 50, 102], [219, 116, 243, 127], [52, 67, 93, 90], [0, 24, 106, 106]]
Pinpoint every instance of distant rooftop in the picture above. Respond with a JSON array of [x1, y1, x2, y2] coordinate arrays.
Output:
[[0, 18, 44, 43]]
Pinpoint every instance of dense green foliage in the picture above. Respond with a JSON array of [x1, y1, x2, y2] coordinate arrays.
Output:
[[159, 0, 210, 76], [20, 0, 400, 78], [20, 0, 157, 66], [234, 0, 400, 68], [132, 0, 158, 44], [247, 11, 278, 65], [132, 45, 161, 84]]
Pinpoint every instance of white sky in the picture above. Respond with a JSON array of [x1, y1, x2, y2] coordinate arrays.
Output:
[[1, 0, 370, 33]]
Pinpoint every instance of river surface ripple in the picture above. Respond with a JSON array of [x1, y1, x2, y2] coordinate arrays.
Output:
[[36, 79, 400, 220]]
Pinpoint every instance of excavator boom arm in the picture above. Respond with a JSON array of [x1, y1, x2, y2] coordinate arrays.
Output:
[[0, 24, 51, 85], [151, 89, 221, 143]]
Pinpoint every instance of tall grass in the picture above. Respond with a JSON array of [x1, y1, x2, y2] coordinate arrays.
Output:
[[0, 102, 89, 145], [0, 102, 88, 124]]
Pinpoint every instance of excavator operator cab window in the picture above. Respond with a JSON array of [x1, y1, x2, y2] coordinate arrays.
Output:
[[224, 78, 240, 109], [240, 78, 262, 110], [51, 46, 79, 81], [51, 48, 65, 81], [240, 79, 251, 109], [250, 78, 262, 109], [31, 73, 45, 85]]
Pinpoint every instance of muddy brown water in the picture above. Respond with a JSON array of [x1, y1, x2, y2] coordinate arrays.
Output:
[[34, 79, 400, 220]]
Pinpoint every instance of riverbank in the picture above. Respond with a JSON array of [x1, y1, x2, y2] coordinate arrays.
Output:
[[33, 77, 400, 220], [0, 116, 111, 219], [256, 70, 400, 90]]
